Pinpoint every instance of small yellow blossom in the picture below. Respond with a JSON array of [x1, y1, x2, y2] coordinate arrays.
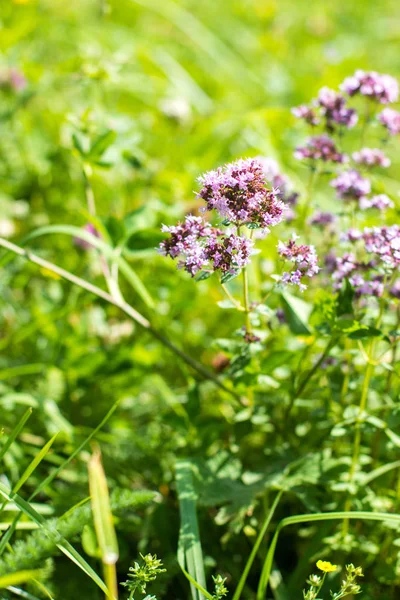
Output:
[[316, 560, 337, 573]]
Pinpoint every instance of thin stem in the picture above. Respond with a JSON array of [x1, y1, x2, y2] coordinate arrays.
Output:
[[0, 237, 240, 402], [220, 283, 244, 311], [242, 267, 251, 332], [103, 562, 118, 600], [286, 336, 337, 418]]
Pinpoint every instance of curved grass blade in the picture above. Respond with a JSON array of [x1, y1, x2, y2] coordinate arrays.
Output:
[[0, 399, 121, 555], [0, 571, 41, 589], [176, 460, 207, 600], [257, 510, 400, 600], [21, 225, 155, 309], [0, 483, 109, 596], [88, 446, 119, 599], [0, 408, 32, 463], [232, 490, 283, 600]]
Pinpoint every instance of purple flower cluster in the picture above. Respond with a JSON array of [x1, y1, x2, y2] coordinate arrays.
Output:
[[332, 226, 400, 297], [160, 215, 253, 277], [352, 148, 390, 168], [257, 156, 299, 220], [330, 169, 371, 201], [278, 235, 319, 292], [359, 194, 393, 211], [291, 105, 320, 126], [294, 135, 347, 163], [378, 108, 400, 135], [341, 70, 399, 104], [309, 210, 336, 227], [197, 158, 286, 230], [317, 87, 358, 130]]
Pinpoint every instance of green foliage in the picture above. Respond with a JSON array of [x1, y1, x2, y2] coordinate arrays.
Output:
[[1, 0, 400, 598], [121, 554, 166, 599]]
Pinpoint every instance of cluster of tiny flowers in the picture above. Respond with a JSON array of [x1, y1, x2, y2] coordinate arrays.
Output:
[[332, 226, 400, 297], [359, 194, 393, 211], [352, 147, 391, 168], [378, 107, 400, 135], [341, 70, 399, 103], [197, 158, 286, 229], [317, 87, 358, 130], [292, 87, 357, 131], [330, 169, 371, 201], [309, 210, 336, 227], [294, 135, 347, 163], [257, 156, 299, 219], [291, 105, 320, 126], [278, 235, 319, 291], [160, 215, 254, 277]]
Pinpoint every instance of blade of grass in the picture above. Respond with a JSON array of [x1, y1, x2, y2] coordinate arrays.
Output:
[[257, 510, 400, 600], [0, 236, 240, 402], [176, 460, 207, 600], [88, 446, 119, 600], [0, 571, 41, 589], [21, 225, 155, 309], [0, 398, 121, 555], [0, 433, 58, 518], [0, 482, 109, 596], [232, 490, 283, 600], [0, 409, 32, 462]]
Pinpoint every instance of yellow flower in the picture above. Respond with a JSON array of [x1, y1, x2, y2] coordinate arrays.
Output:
[[316, 560, 337, 573]]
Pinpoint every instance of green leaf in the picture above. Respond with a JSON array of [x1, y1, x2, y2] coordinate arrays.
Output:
[[348, 327, 383, 340], [88, 130, 117, 160], [176, 460, 209, 600], [0, 408, 32, 462], [220, 269, 240, 284], [281, 291, 312, 335], [195, 271, 212, 282]]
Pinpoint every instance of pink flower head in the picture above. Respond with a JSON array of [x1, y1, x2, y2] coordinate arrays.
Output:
[[341, 70, 399, 104], [352, 148, 390, 168], [309, 210, 336, 227], [294, 135, 347, 164], [278, 235, 319, 291], [160, 215, 254, 277], [74, 223, 101, 250], [317, 87, 358, 129], [291, 104, 320, 126], [378, 108, 400, 135], [359, 194, 394, 211], [330, 169, 371, 201], [197, 158, 286, 230]]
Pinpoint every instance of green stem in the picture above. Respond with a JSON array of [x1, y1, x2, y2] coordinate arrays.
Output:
[[220, 283, 244, 311], [242, 267, 251, 332], [0, 237, 240, 403]]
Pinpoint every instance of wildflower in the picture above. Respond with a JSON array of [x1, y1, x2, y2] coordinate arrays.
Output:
[[205, 233, 254, 274], [352, 147, 390, 168], [317, 87, 358, 130], [278, 235, 319, 291], [291, 104, 320, 126], [330, 169, 371, 201], [309, 210, 336, 227], [378, 107, 400, 135], [257, 156, 299, 219], [359, 194, 393, 211], [341, 70, 398, 104], [390, 279, 400, 299], [159, 215, 253, 277], [197, 158, 286, 230], [362, 225, 400, 268], [294, 135, 347, 163], [316, 560, 337, 573]]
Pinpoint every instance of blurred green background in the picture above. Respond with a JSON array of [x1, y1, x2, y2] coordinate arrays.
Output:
[[1, 0, 400, 598]]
